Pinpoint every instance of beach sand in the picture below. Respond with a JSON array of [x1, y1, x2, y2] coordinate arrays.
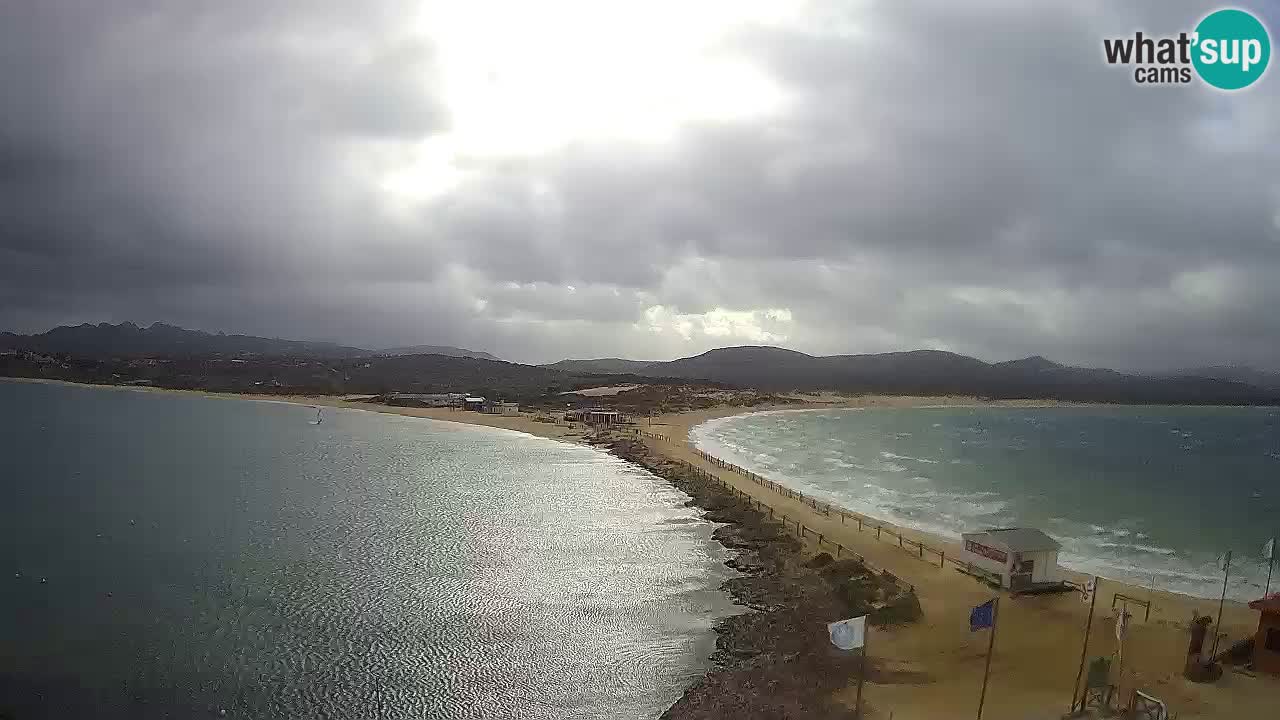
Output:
[[649, 404, 1278, 719], [9, 378, 1277, 717]]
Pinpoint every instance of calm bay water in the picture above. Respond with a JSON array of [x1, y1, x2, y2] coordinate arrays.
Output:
[[1, 380, 735, 719], [693, 406, 1280, 601]]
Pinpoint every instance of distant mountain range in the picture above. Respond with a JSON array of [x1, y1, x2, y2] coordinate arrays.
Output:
[[540, 358, 657, 374], [376, 345, 500, 361], [1157, 365, 1280, 391], [548, 347, 1280, 404], [0, 322, 498, 361], [5, 323, 1280, 404]]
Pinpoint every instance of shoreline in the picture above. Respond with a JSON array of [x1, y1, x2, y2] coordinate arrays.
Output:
[[8, 375, 1268, 607], [680, 406, 1267, 606], [645, 407, 1276, 718], [8, 376, 1279, 717], [605, 435, 921, 719]]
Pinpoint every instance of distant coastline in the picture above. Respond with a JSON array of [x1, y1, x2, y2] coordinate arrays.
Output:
[[7, 375, 1276, 717]]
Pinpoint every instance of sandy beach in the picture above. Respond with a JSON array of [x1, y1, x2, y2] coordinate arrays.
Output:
[[9, 377, 1277, 718], [644, 404, 1277, 719]]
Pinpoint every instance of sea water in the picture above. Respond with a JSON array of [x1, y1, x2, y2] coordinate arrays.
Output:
[[0, 380, 735, 719], [693, 406, 1280, 601]]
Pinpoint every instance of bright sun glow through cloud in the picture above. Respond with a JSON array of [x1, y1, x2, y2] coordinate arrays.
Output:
[[380, 0, 794, 203]]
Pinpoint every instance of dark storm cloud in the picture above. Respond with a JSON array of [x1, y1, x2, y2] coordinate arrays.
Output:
[[437, 0, 1280, 368], [0, 1, 450, 341], [2, 1, 1279, 367]]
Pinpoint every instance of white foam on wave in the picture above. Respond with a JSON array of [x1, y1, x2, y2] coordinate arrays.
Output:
[[690, 408, 1271, 601], [880, 451, 939, 464], [1093, 541, 1178, 556]]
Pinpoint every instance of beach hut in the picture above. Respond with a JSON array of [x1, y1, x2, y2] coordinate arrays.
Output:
[[565, 408, 624, 426], [1247, 593, 1280, 675], [960, 528, 1064, 591], [464, 396, 486, 411], [484, 401, 520, 416]]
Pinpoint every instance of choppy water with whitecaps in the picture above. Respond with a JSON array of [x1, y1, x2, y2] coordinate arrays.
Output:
[[693, 406, 1280, 601], [1, 380, 736, 719]]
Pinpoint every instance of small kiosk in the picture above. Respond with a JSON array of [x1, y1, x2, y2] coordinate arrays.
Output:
[[960, 527, 1065, 591]]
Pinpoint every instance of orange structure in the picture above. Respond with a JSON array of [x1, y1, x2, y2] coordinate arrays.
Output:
[[1247, 593, 1280, 675]]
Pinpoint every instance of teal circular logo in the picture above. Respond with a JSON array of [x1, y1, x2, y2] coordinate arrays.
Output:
[[1192, 9, 1271, 90]]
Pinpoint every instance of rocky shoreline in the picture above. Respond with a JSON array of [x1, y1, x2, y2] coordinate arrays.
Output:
[[603, 438, 922, 719]]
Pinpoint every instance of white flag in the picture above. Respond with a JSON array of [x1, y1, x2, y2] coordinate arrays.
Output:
[[1081, 577, 1095, 605], [1265, 538, 1276, 561], [828, 615, 867, 651]]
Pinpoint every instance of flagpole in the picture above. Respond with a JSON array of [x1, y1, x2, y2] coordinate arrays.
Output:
[[1115, 608, 1130, 710], [1210, 550, 1231, 658], [976, 597, 999, 720], [855, 628, 867, 720], [1070, 577, 1099, 714], [1266, 538, 1275, 597]]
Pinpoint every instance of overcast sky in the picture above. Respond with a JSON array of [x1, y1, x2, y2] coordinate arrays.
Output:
[[2, 1, 1279, 369]]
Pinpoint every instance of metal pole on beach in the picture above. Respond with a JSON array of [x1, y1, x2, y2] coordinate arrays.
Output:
[[976, 597, 999, 720], [855, 629, 867, 720], [1070, 577, 1099, 714], [1210, 550, 1231, 658], [1115, 607, 1130, 710], [1266, 536, 1276, 597]]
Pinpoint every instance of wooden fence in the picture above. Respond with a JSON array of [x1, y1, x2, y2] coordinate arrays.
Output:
[[667, 455, 917, 595], [630, 429, 1003, 588]]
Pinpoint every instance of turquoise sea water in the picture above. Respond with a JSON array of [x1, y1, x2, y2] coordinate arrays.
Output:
[[1, 380, 735, 719], [693, 406, 1280, 601]]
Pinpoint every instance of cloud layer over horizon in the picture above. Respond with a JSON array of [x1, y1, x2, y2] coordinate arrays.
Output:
[[2, 1, 1279, 369]]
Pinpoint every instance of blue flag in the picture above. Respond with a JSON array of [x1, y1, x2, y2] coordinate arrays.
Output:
[[970, 599, 995, 631]]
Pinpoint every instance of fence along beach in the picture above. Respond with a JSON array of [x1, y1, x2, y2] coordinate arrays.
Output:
[[636, 405, 1276, 719]]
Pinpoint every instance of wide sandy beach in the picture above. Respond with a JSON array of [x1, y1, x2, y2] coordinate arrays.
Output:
[[647, 404, 1277, 719], [9, 378, 1277, 717]]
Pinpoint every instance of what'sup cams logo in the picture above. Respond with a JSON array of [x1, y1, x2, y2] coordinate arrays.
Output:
[[1103, 8, 1270, 89]]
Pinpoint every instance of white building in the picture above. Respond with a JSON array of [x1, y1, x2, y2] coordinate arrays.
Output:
[[566, 408, 625, 426], [960, 528, 1064, 591], [486, 401, 520, 416]]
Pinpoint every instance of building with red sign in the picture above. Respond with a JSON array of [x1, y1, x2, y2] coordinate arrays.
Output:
[[960, 528, 1064, 591]]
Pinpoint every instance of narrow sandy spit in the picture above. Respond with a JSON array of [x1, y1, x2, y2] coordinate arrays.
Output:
[[10, 377, 1276, 717]]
